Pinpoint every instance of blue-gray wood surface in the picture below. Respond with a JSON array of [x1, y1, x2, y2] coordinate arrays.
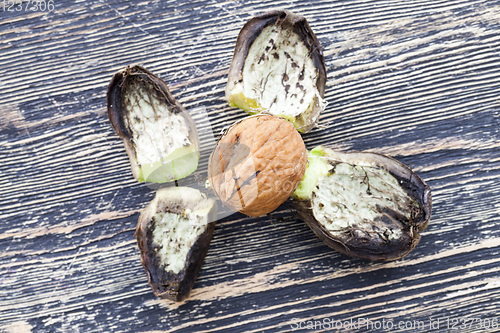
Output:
[[1, 0, 500, 332]]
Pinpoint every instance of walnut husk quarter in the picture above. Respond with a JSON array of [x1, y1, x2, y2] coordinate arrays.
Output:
[[106, 65, 200, 182], [294, 150, 432, 261], [135, 188, 217, 302], [226, 9, 327, 132]]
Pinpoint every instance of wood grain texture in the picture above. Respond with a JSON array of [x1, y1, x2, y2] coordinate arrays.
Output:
[[1, 0, 500, 332]]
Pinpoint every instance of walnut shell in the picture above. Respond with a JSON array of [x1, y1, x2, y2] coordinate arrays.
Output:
[[208, 115, 307, 217]]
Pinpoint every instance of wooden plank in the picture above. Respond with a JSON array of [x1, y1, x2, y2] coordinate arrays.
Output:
[[1, 0, 500, 332]]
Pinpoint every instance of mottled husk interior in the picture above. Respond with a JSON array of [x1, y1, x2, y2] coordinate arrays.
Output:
[[294, 147, 431, 261], [226, 10, 326, 133], [136, 187, 216, 301], [107, 66, 199, 183]]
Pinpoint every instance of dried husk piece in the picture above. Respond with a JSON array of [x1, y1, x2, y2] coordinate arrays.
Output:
[[107, 65, 200, 183], [135, 187, 217, 302], [226, 10, 327, 133], [293, 146, 432, 261]]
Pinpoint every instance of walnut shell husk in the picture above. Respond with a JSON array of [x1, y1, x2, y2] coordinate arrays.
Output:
[[293, 146, 432, 261], [107, 65, 200, 183], [226, 9, 327, 133], [208, 114, 307, 217], [135, 187, 217, 302]]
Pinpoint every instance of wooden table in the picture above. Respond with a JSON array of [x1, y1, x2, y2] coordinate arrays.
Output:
[[1, 0, 500, 332]]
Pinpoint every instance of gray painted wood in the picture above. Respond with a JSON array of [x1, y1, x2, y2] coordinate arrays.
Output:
[[1, 0, 500, 332]]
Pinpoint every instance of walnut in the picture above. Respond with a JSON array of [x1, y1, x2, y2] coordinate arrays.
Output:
[[208, 115, 307, 217]]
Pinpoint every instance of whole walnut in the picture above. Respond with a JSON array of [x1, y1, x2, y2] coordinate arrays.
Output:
[[208, 114, 307, 217]]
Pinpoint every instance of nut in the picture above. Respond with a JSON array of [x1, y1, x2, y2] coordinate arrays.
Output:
[[208, 114, 307, 217]]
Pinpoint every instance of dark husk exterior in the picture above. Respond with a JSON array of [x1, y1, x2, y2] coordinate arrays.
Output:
[[106, 65, 199, 182], [294, 150, 432, 261], [226, 9, 327, 132], [135, 188, 217, 302]]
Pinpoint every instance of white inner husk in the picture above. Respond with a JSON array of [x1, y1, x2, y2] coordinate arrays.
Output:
[[151, 205, 213, 275], [124, 83, 191, 166], [236, 25, 325, 117], [312, 162, 415, 241]]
